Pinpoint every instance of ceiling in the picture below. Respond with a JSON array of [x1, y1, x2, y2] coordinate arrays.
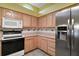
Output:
[[0, 3, 76, 17], [30, 3, 50, 8]]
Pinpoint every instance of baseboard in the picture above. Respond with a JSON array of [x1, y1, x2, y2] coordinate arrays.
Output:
[[24, 48, 38, 55], [24, 48, 52, 56], [38, 48, 52, 56]]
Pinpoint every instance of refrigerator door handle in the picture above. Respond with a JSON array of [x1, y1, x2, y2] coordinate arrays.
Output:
[[71, 18, 75, 49], [67, 19, 71, 49]]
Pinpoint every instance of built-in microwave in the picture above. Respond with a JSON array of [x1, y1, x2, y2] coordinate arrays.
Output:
[[2, 17, 22, 28]]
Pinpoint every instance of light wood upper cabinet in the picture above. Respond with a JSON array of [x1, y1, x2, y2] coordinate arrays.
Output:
[[38, 13, 56, 28], [41, 16, 47, 27], [47, 13, 56, 27], [38, 16, 47, 28], [2, 8, 23, 20], [16, 12, 23, 20], [38, 17, 42, 28], [31, 16, 37, 27], [23, 14, 31, 28]]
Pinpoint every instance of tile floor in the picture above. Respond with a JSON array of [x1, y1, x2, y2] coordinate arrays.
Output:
[[25, 49, 48, 56]]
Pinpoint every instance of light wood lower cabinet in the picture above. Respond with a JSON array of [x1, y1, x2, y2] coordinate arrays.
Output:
[[33, 37, 37, 49], [24, 38, 30, 53], [40, 38, 48, 52], [24, 36, 55, 56], [24, 37, 37, 53], [37, 36, 55, 55], [47, 38, 55, 55]]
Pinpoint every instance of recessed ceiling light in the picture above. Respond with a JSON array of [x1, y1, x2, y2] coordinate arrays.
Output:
[[39, 9, 48, 14], [23, 4, 33, 11]]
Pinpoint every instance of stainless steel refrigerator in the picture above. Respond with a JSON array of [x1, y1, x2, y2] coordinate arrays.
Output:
[[56, 5, 79, 56]]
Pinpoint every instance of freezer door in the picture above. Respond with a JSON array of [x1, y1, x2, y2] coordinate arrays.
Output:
[[71, 5, 79, 56], [56, 9, 71, 56]]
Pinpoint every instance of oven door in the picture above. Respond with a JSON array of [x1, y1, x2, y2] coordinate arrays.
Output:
[[2, 38, 24, 56]]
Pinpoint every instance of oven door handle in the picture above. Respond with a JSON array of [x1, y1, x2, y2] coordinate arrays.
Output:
[[3, 37, 24, 40]]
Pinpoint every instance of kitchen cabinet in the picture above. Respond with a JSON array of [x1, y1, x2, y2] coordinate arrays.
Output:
[[38, 16, 47, 28], [38, 17, 42, 28], [37, 36, 41, 48], [47, 38, 55, 55], [47, 13, 56, 27], [33, 37, 37, 49], [23, 14, 31, 28], [24, 38, 33, 53], [37, 36, 55, 55], [48, 47, 55, 56], [24, 37, 37, 53], [0, 8, 2, 28], [31, 16, 37, 27], [37, 36, 48, 53], [41, 38, 48, 52], [29, 37, 37, 50], [41, 16, 47, 27], [29, 38, 34, 51], [25, 36, 55, 55], [38, 13, 56, 28], [24, 38, 30, 53], [2, 8, 22, 20]]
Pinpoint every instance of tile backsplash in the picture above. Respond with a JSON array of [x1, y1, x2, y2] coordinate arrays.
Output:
[[22, 28, 56, 38]]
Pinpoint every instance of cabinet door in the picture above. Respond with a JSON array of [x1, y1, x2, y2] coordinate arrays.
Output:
[[23, 14, 31, 27], [39, 37, 43, 49], [47, 38, 55, 55], [37, 37, 41, 48], [38, 17, 42, 27], [47, 13, 56, 27], [29, 39, 34, 51], [0, 8, 2, 27], [41, 39, 48, 52], [2, 8, 16, 19], [33, 37, 37, 49], [31, 16, 37, 27], [24, 38, 30, 53], [16, 12, 23, 20], [41, 16, 47, 27], [52, 13, 56, 27], [44, 39, 48, 52]]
